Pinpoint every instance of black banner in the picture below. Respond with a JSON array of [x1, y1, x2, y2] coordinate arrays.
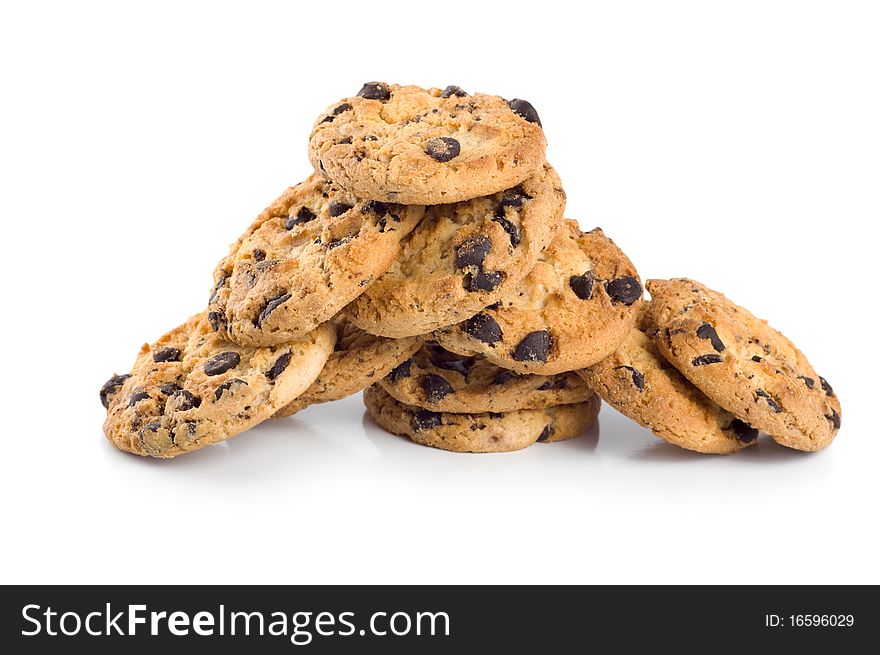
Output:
[[1, 585, 875, 652]]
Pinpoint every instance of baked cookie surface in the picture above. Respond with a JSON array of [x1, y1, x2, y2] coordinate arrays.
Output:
[[580, 305, 757, 454], [364, 385, 600, 453], [274, 316, 422, 418], [646, 279, 841, 452], [347, 164, 566, 338], [378, 343, 592, 413], [101, 312, 335, 458], [309, 82, 547, 205], [434, 221, 642, 374], [209, 174, 424, 347]]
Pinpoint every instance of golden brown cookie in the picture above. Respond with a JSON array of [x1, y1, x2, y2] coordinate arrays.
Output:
[[309, 82, 547, 205], [364, 385, 600, 453], [378, 343, 592, 413], [347, 164, 566, 338], [100, 312, 335, 458], [209, 174, 424, 347], [434, 220, 642, 374], [646, 278, 841, 452]]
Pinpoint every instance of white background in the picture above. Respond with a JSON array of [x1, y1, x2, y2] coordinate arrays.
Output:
[[1, 1, 877, 585]]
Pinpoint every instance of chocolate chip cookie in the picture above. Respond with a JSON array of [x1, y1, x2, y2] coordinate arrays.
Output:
[[274, 315, 422, 418], [646, 279, 841, 452], [378, 343, 592, 413], [364, 385, 600, 453], [347, 164, 566, 338], [434, 221, 642, 375], [580, 304, 757, 454], [209, 174, 424, 347], [101, 312, 335, 458], [309, 82, 547, 205]]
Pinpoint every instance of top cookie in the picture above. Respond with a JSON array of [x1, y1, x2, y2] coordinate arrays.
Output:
[[309, 82, 547, 205], [347, 163, 566, 338], [100, 312, 335, 458], [433, 220, 642, 375], [209, 174, 424, 347], [646, 279, 842, 452]]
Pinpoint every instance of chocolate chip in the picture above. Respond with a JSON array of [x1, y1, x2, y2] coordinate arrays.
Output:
[[463, 312, 502, 344], [755, 389, 782, 413], [605, 276, 642, 306], [537, 378, 568, 391], [100, 374, 131, 408], [819, 376, 834, 397], [209, 274, 227, 304], [128, 390, 150, 407], [508, 99, 542, 126], [139, 422, 160, 440], [285, 206, 316, 230], [425, 137, 461, 163], [537, 425, 553, 442], [411, 409, 442, 431], [171, 389, 200, 411], [441, 85, 468, 98], [364, 200, 389, 215], [692, 354, 723, 366], [152, 347, 181, 363], [321, 102, 352, 123], [433, 357, 471, 376], [696, 323, 725, 352], [492, 214, 521, 247], [751, 355, 762, 363], [266, 352, 292, 380], [357, 82, 390, 101], [256, 292, 291, 326], [328, 201, 353, 217], [252, 248, 266, 262], [513, 331, 551, 363], [338, 136, 352, 145], [455, 234, 492, 269], [569, 271, 596, 300], [389, 358, 413, 382], [421, 374, 454, 403], [363, 134, 378, 141], [204, 351, 241, 376], [493, 370, 519, 385], [495, 186, 532, 213], [798, 375, 815, 389], [377, 216, 387, 232], [157, 384, 179, 397], [617, 365, 645, 391], [214, 378, 247, 401], [464, 270, 504, 292], [207, 311, 226, 332], [827, 409, 841, 430], [327, 236, 352, 250], [729, 419, 758, 443]]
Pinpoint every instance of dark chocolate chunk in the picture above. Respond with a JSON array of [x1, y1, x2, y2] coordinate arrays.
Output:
[[389, 358, 413, 382], [605, 276, 642, 306], [696, 323, 725, 352], [492, 370, 519, 385], [513, 331, 552, 363], [492, 214, 521, 247], [208, 274, 227, 304], [207, 311, 226, 332], [320, 102, 352, 123], [508, 99, 542, 126], [798, 375, 815, 389], [266, 352, 292, 380], [495, 186, 532, 214], [537, 378, 568, 391], [569, 271, 596, 300], [432, 356, 471, 376], [327, 236, 352, 250], [692, 354, 723, 366], [463, 313, 502, 344], [729, 419, 758, 443], [364, 200, 389, 215], [425, 137, 461, 163], [338, 136, 352, 145], [285, 206, 316, 230], [100, 374, 131, 408], [159, 383, 181, 396], [455, 234, 492, 269], [139, 422, 160, 440], [171, 389, 200, 411], [755, 389, 782, 413], [152, 347, 181, 363], [819, 376, 834, 397], [827, 409, 841, 430], [751, 355, 762, 363], [328, 200, 353, 217], [537, 425, 553, 442], [357, 82, 390, 101], [441, 85, 468, 98], [214, 378, 247, 401], [253, 248, 266, 262], [204, 351, 241, 376], [617, 365, 645, 391], [411, 409, 442, 431], [256, 292, 291, 326], [128, 390, 150, 407], [421, 374, 454, 403], [464, 270, 504, 292]]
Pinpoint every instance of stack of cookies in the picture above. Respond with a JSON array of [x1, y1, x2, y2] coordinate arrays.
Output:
[[100, 82, 842, 458]]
